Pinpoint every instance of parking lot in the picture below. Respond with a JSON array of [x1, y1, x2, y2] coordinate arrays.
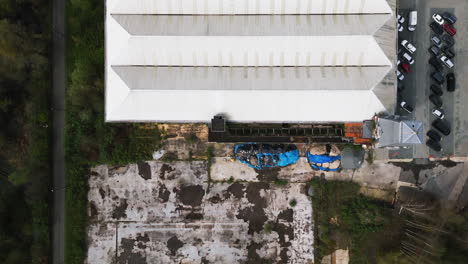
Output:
[[393, 0, 468, 159]]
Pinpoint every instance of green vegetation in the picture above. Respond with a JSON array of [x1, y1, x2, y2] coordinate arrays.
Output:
[[263, 222, 273, 234], [309, 179, 404, 263], [65, 0, 161, 263], [0, 0, 51, 263], [273, 179, 288, 185], [289, 199, 297, 207]]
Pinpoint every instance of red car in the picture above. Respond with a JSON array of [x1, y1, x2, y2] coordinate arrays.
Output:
[[400, 63, 411, 73], [443, 23, 456, 36]]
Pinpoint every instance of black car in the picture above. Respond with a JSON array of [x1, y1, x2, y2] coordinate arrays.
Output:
[[447, 73, 455, 92], [442, 34, 455, 48], [443, 48, 455, 59], [442, 12, 457, 24], [427, 130, 442, 142], [429, 57, 443, 71], [430, 21, 444, 35], [430, 84, 443, 96], [429, 94, 443, 108], [432, 119, 451, 136], [429, 45, 440, 56], [431, 72, 445, 85], [426, 139, 442, 152]]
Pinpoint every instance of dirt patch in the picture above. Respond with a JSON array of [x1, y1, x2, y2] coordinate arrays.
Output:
[[246, 242, 263, 264], [226, 183, 245, 199], [99, 188, 106, 199], [136, 234, 150, 250], [246, 182, 270, 208], [158, 184, 171, 202], [159, 164, 175, 179], [89, 202, 98, 220], [137, 162, 151, 180], [112, 199, 128, 219], [255, 167, 281, 182], [186, 211, 204, 220], [118, 238, 147, 264], [236, 183, 270, 234], [208, 194, 223, 204], [278, 209, 294, 222], [167, 235, 184, 256], [176, 185, 205, 207]]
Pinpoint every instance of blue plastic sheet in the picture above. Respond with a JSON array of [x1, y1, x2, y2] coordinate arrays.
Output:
[[234, 143, 299, 170], [306, 153, 341, 172]]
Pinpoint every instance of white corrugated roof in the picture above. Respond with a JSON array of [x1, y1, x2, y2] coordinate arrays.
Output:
[[106, 0, 394, 122]]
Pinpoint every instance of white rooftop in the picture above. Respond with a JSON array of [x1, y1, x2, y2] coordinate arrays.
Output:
[[106, 0, 395, 122]]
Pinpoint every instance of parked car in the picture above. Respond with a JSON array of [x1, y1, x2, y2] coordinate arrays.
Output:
[[397, 14, 405, 24], [442, 35, 455, 47], [430, 84, 443, 96], [432, 13, 444, 25], [443, 23, 456, 36], [447, 73, 455, 92], [408, 11, 417, 31], [402, 53, 414, 64], [400, 101, 414, 113], [400, 63, 411, 73], [432, 108, 445, 119], [431, 35, 443, 48], [431, 72, 445, 85], [432, 119, 451, 136], [429, 94, 443, 108], [426, 139, 442, 152], [427, 130, 442, 142], [429, 57, 443, 71], [442, 47, 455, 59], [430, 21, 444, 35], [439, 55, 454, 68], [397, 23, 403, 32], [442, 12, 457, 24], [429, 45, 440, 56], [396, 70, 405, 81], [401, 40, 416, 53]]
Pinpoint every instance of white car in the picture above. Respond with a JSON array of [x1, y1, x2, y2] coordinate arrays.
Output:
[[402, 53, 414, 64], [396, 70, 405, 81], [397, 23, 403, 32], [439, 55, 454, 68], [432, 13, 444, 25], [397, 14, 405, 24], [432, 109, 445, 119], [401, 40, 416, 53]]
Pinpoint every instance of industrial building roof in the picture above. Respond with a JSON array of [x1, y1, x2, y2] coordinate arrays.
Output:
[[106, 0, 396, 122]]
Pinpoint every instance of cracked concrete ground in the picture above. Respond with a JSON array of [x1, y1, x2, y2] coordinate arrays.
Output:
[[87, 161, 314, 264]]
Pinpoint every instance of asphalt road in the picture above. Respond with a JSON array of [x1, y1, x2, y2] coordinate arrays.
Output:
[[52, 0, 65, 261], [393, 0, 468, 159]]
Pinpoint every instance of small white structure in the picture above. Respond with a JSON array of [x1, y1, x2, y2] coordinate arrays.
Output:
[[106, 0, 395, 122], [376, 117, 423, 148]]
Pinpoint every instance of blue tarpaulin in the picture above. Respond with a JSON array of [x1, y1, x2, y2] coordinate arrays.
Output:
[[234, 144, 299, 170], [306, 153, 341, 172]]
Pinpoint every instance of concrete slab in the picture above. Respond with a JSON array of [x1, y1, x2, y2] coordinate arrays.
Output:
[[87, 161, 314, 264]]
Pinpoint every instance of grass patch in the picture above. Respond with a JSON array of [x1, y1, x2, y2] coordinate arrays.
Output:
[[274, 179, 288, 185], [309, 179, 404, 263]]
